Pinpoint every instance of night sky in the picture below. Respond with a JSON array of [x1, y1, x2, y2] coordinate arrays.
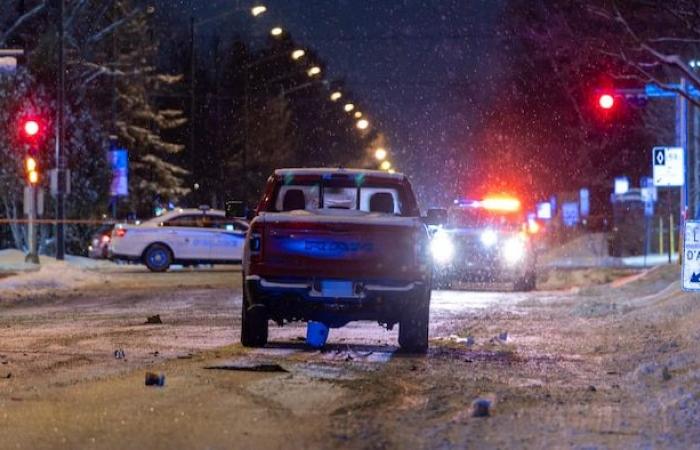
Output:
[[171, 0, 508, 205]]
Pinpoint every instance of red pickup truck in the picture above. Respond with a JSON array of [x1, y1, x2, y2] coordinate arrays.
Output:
[[233, 168, 433, 352]]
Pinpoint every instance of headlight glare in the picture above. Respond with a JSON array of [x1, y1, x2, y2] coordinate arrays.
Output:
[[480, 229, 498, 247], [503, 237, 526, 265], [430, 231, 454, 264]]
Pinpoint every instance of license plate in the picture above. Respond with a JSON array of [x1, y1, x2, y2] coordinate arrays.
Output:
[[321, 280, 354, 298]]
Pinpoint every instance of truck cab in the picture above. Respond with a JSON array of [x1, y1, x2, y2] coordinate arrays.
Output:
[[235, 168, 432, 352]]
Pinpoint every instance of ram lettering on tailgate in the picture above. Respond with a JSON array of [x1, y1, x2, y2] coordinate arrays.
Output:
[[275, 236, 374, 259]]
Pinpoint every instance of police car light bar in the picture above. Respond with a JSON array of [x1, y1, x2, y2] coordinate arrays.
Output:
[[480, 197, 521, 212]]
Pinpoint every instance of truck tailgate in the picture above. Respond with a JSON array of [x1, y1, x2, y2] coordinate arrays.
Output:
[[260, 217, 423, 280]]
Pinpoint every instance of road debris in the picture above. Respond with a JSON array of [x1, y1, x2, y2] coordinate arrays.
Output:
[[471, 398, 492, 417], [662, 366, 672, 381], [204, 362, 288, 373], [145, 372, 165, 387], [145, 314, 163, 324], [114, 349, 126, 360], [306, 321, 329, 349]]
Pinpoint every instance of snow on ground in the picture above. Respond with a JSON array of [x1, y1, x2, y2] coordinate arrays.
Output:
[[540, 232, 679, 268], [0, 258, 105, 299], [0, 249, 115, 299]]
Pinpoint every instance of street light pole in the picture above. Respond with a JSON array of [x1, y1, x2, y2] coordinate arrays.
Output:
[[56, 0, 66, 260]]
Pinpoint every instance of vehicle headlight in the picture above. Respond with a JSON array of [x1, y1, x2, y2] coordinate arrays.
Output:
[[480, 229, 498, 247], [503, 237, 526, 265], [430, 231, 454, 264]]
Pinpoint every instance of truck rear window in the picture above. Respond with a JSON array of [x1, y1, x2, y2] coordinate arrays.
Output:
[[273, 183, 404, 215]]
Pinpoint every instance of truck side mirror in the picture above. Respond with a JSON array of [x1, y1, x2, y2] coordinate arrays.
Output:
[[424, 208, 447, 226], [225, 201, 246, 219]]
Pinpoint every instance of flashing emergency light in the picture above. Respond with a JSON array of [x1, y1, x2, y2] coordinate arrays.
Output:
[[480, 196, 521, 212]]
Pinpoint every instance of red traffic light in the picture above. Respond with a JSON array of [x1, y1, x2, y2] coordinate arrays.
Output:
[[21, 119, 41, 140], [24, 120, 39, 136], [598, 94, 615, 110]]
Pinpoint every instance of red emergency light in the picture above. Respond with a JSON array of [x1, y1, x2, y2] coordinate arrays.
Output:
[[480, 196, 521, 212]]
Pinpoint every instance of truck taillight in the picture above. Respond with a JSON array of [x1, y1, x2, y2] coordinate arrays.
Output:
[[250, 233, 262, 253], [114, 228, 127, 238], [249, 223, 264, 261]]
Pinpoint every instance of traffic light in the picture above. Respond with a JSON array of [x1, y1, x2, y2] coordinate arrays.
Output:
[[25, 156, 39, 185], [20, 118, 41, 141], [598, 93, 615, 110]]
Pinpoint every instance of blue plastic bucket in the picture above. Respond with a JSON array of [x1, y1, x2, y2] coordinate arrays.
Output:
[[306, 321, 329, 348]]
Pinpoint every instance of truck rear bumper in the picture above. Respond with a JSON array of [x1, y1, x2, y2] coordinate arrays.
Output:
[[245, 275, 428, 328]]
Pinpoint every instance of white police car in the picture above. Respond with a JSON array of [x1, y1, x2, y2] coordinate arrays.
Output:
[[109, 208, 248, 272]]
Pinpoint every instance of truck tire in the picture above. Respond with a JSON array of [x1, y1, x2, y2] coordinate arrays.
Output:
[[514, 272, 536, 292], [240, 290, 268, 347], [399, 290, 430, 354], [143, 243, 172, 272]]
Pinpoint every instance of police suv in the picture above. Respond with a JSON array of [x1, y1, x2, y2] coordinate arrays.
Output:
[[430, 197, 537, 291]]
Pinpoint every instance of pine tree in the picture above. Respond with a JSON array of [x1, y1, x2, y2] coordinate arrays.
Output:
[[111, 2, 188, 217]]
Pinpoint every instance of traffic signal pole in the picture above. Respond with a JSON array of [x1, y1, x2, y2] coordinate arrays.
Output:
[[677, 78, 689, 262], [55, 0, 66, 260]]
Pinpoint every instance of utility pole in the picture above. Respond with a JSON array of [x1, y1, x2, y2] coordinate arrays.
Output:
[[55, 0, 66, 260], [677, 77, 689, 222], [190, 15, 196, 176]]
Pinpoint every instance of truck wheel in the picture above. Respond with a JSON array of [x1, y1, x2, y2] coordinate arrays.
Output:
[[240, 291, 268, 347], [514, 272, 536, 292], [143, 244, 172, 272], [399, 290, 430, 354]]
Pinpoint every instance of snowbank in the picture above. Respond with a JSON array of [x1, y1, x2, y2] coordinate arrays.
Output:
[[0, 249, 39, 272], [541, 233, 679, 268], [0, 259, 104, 299], [0, 250, 110, 300]]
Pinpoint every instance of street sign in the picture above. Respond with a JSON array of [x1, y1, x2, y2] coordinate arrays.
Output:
[[614, 177, 629, 194], [536, 202, 552, 220], [109, 149, 128, 196], [561, 202, 579, 227], [640, 176, 657, 202], [644, 200, 654, 217], [579, 188, 590, 217], [653, 147, 685, 186], [0, 57, 17, 73], [682, 220, 700, 290]]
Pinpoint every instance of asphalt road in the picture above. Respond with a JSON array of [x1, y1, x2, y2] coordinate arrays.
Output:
[[0, 264, 692, 449]]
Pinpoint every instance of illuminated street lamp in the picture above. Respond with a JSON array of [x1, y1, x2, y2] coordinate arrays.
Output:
[[330, 91, 342, 101], [380, 160, 392, 171], [307, 66, 321, 77], [270, 26, 283, 37], [251, 5, 267, 16], [374, 148, 387, 161], [291, 49, 305, 60], [354, 111, 363, 118], [356, 118, 369, 130], [344, 103, 355, 112]]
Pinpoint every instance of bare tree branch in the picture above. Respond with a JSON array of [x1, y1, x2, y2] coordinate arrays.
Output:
[[0, 1, 47, 47]]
